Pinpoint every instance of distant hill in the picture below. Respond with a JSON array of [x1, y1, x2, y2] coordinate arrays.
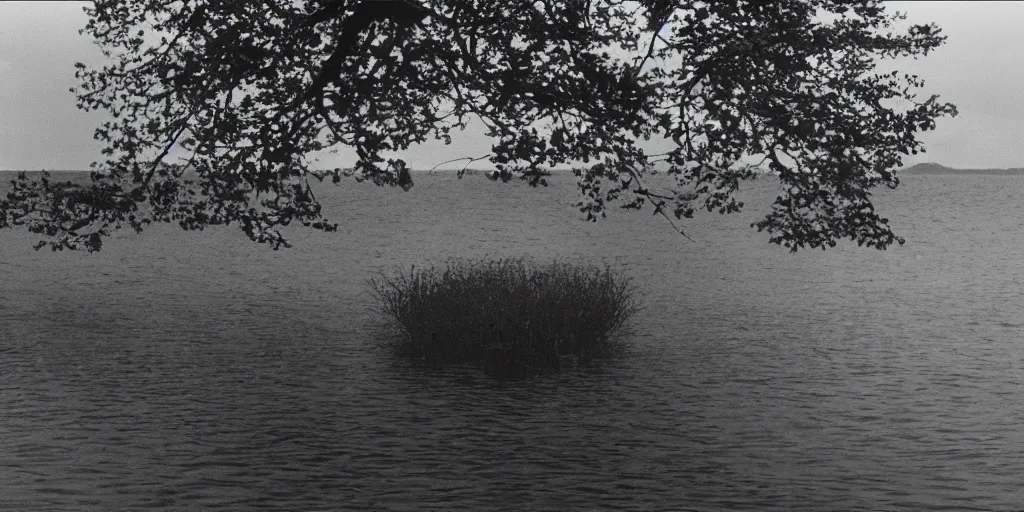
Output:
[[902, 163, 1024, 175]]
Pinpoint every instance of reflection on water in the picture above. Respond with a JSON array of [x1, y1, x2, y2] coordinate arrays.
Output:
[[1, 173, 1023, 510]]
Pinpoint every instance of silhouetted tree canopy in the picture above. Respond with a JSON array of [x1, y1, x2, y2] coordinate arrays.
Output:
[[1, 0, 956, 251]]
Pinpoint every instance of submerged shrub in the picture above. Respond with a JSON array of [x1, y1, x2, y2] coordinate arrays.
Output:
[[368, 258, 640, 377]]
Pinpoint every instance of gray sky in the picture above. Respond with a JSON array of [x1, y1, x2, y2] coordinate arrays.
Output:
[[1, 1, 1021, 171]]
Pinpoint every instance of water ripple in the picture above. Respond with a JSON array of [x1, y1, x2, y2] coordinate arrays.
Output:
[[1, 174, 1023, 510]]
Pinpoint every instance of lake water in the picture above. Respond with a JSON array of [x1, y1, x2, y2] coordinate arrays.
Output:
[[1, 172, 1022, 511]]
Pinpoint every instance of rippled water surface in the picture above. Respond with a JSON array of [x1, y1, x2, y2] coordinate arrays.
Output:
[[2, 173, 1023, 511]]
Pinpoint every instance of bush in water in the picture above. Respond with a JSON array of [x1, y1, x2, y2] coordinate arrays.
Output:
[[369, 258, 640, 378]]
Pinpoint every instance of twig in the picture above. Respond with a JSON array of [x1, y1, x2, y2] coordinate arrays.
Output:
[[428, 153, 491, 173]]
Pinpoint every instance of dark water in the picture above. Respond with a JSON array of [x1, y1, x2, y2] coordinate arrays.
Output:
[[2, 173, 1022, 511]]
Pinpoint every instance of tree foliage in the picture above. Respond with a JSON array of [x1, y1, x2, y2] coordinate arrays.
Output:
[[1, 0, 956, 251]]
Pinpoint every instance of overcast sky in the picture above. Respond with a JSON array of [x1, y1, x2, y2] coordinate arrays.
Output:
[[1, 1, 1021, 171]]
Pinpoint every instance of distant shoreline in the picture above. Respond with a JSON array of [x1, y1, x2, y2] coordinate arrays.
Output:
[[5, 164, 1024, 176], [899, 169, 1024, 175], [899, 163, 1024, 175]]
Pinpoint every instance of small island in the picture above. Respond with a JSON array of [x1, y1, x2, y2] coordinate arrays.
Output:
[[901, 163, 1024, 175]]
